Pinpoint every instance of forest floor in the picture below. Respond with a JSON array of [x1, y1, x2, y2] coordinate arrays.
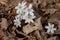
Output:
[[0, 0, 60, 40]]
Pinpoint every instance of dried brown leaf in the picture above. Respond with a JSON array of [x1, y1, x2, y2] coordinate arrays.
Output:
[[23, 17, 42, 34], [47, 36, 57, 40], [0, 30, 5, 38], [55, 3, 60, 9], [55, 29, 60, 34], [34, 30, 43, 40], [42, 9, 57, 15], [0, 0, 8, 5], [7, 0, 22, 6], [43, 35, 47, 40], [1, 18, 8, 30], [35, 17, 43, 30], [23, 23, 39, 34]]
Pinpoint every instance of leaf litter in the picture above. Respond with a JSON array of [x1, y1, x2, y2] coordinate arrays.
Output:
[[0, 0, 60, 40]]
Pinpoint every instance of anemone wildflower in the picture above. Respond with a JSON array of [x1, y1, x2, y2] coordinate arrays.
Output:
[[45, 23, 56, 33], [14, 18, 21, 28]]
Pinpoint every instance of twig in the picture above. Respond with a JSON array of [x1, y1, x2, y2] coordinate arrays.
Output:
[[16, 29, 31, 39]]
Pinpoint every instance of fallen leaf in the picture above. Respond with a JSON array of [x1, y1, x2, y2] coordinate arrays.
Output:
[[1, 18, 8, 30], [42, 9, 57, 15], [23, 17, 42, 34], [0, 0, 8, 5], [55, 3, 60, 9], [35, 17, 43, 30], [54, 29, 60, 34], [47, 36, 57, 40], [0, 29, 5, 38], [33, 30, 43, 40], [23, 23, 39, 34], [43, 35, 47, 40]]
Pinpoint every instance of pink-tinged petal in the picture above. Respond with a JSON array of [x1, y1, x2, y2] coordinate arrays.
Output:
[[18, 3, 21, 6], [51, 24, 54, 28], [45, 26, 49, 29], [52, 28, 56, 31], [15, 6, 18, 9], [15, 3, 21, 9], [29, 4, 32, 9], [14, 23, 16, 25]]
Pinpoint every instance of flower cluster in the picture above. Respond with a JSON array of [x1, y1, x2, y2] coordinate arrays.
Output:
[[14, 1, 35, 27], [45, 23, 56, 34]]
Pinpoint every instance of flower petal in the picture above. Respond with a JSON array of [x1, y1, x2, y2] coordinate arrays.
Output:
[[52, 28, 56, 31], [48, 23, 51, 26], [47, 29, 50, 33], [51, 30, 54, 33], [29, 4, 32, 9], [52, 24, 54, 28], [45, 26, 49, 29]]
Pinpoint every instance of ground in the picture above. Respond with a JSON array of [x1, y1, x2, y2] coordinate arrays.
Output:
[[0, 0, 60, 40]]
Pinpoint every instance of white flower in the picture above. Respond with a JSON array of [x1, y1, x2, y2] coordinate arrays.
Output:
[[14, 18, 21, 28], [24, 4, 34, 16], [15, 15, 21, 20], [16, 11, 25, 19], [14, 1, 36, 25], [23, 15, 35, 23], [45, 23, 56, 33], [15, 1, 26, 13]]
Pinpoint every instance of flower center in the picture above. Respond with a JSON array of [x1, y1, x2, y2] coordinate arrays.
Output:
[[16, 21, 18, 24], [19, 6, 22, 9], [20, 13, 24, 16], [28, 16, 31, 19], [28, 9, 30, 12], [50, 27, 52, 30]]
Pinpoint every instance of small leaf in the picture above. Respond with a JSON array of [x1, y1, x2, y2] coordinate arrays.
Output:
[[23, 17, 43, 34], [47, 36, 57, 40], [54, 29, 60, 34], [23, 23, 39, 34], [1, 18, 8, 30]]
